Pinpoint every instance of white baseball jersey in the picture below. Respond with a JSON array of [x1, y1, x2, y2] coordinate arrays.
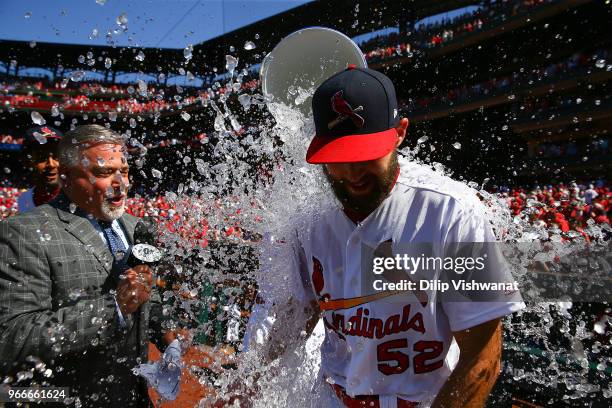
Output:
[[244, 159, 524, 405]]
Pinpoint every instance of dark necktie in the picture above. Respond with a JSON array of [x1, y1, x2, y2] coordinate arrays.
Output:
[[99, 220, 133, 327], [98, 220, 128, 272]]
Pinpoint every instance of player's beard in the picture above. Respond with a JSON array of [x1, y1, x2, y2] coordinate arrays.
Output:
[[324, 151, 399, 215]]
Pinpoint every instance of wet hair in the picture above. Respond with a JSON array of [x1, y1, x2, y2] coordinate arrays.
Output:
[[58, 124, 125, 167]]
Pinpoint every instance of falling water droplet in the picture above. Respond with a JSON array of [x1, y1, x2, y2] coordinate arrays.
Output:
[[244, 41, 256, 50], [137, 79, 147, 95], [225, 55, 238, 76], [70, 71, 85, 82], [238, 94, 252, 110], [183, 44, 193, 60], [116, 12, 128, 27], [31, 111, 46, 126]]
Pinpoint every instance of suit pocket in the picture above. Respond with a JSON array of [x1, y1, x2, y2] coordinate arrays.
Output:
[[49, 255, 109, 307]]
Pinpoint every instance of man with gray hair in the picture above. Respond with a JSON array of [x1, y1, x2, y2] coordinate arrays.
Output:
[[0, 124, 170, 407]]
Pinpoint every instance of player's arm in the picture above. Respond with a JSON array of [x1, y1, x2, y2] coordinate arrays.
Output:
[[431, 318, 502, 408], [212, 299, 320, 408], [213, 232, 319, 407], [261, 297, 320, 362]]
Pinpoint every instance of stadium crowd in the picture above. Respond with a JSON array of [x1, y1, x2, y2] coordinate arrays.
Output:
[[361, 0, 555, 64], [401, 50, 610, 112], [0, 134, 22, 145], [0, 79, 133, 96], [1, 181, 610, 241], [533, 137, 610, 159], [0, 75, 259, 115], [495, 182, 610, 240]]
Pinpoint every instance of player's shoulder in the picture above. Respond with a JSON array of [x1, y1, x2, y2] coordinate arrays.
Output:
[[395, 158, 486, 217]]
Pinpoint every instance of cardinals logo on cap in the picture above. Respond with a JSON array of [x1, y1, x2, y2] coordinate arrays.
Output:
[[328, 90, 365, 130], [40, 127, 56, 137]]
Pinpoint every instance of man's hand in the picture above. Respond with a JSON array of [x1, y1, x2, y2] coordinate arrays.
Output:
[[162, 327, 192, 355], [432, 318, 502, 408], [116, 264, 153, 315]]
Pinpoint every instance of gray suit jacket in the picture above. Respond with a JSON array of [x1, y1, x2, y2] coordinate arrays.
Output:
[[0, 194, 161, 407]]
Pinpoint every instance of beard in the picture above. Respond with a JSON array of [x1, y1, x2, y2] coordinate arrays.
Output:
[[324, 152, 399, 214], [100, 186, 127, 221], [100, 198, 125, 220]]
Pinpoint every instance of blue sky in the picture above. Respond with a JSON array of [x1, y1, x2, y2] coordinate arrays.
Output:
[[0, 0, 311, 49], [0, 1, 478, 84]]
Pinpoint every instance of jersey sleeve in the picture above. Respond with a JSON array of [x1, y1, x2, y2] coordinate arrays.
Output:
[[441, 201, 525, 332], [242, 229, 318, 361]]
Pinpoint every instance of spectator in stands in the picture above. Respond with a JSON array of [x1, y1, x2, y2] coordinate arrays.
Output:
[[584, 184, 598, 204], [0, 188, 20, 219], [0, 124, 179, 407], [18, 126, 63, 213]]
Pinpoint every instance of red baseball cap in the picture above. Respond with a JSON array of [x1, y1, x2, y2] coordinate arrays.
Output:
[[306, 67, 400, 164], [24, 126, 63, 147]]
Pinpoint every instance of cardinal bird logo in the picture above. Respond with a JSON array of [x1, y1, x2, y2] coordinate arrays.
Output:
[[328, 90, 365, 129], [312, 256, 325, 297], [40, 127, 55, 137]]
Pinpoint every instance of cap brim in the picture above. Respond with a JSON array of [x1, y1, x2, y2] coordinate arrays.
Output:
[[24, 136, 62, 147], [306, 128, 398, 164]]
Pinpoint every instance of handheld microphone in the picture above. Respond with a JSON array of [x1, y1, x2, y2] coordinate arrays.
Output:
[[128, 217, 163, 267]]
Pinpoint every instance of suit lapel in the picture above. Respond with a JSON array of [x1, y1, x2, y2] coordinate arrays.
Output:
[[119, 215, 137, 245], [52, 195, 114, 273]]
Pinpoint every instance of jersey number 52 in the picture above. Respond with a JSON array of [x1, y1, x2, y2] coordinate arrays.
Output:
[[377, 339, 444, 375]]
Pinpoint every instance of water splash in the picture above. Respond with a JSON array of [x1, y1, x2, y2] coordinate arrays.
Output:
[[31, 111, 45, 126]]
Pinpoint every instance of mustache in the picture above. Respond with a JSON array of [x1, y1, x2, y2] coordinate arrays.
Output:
[[104, 187, 129, 199]]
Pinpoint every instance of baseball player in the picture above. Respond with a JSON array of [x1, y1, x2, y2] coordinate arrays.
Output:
[[236, 67, 524, 408]]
